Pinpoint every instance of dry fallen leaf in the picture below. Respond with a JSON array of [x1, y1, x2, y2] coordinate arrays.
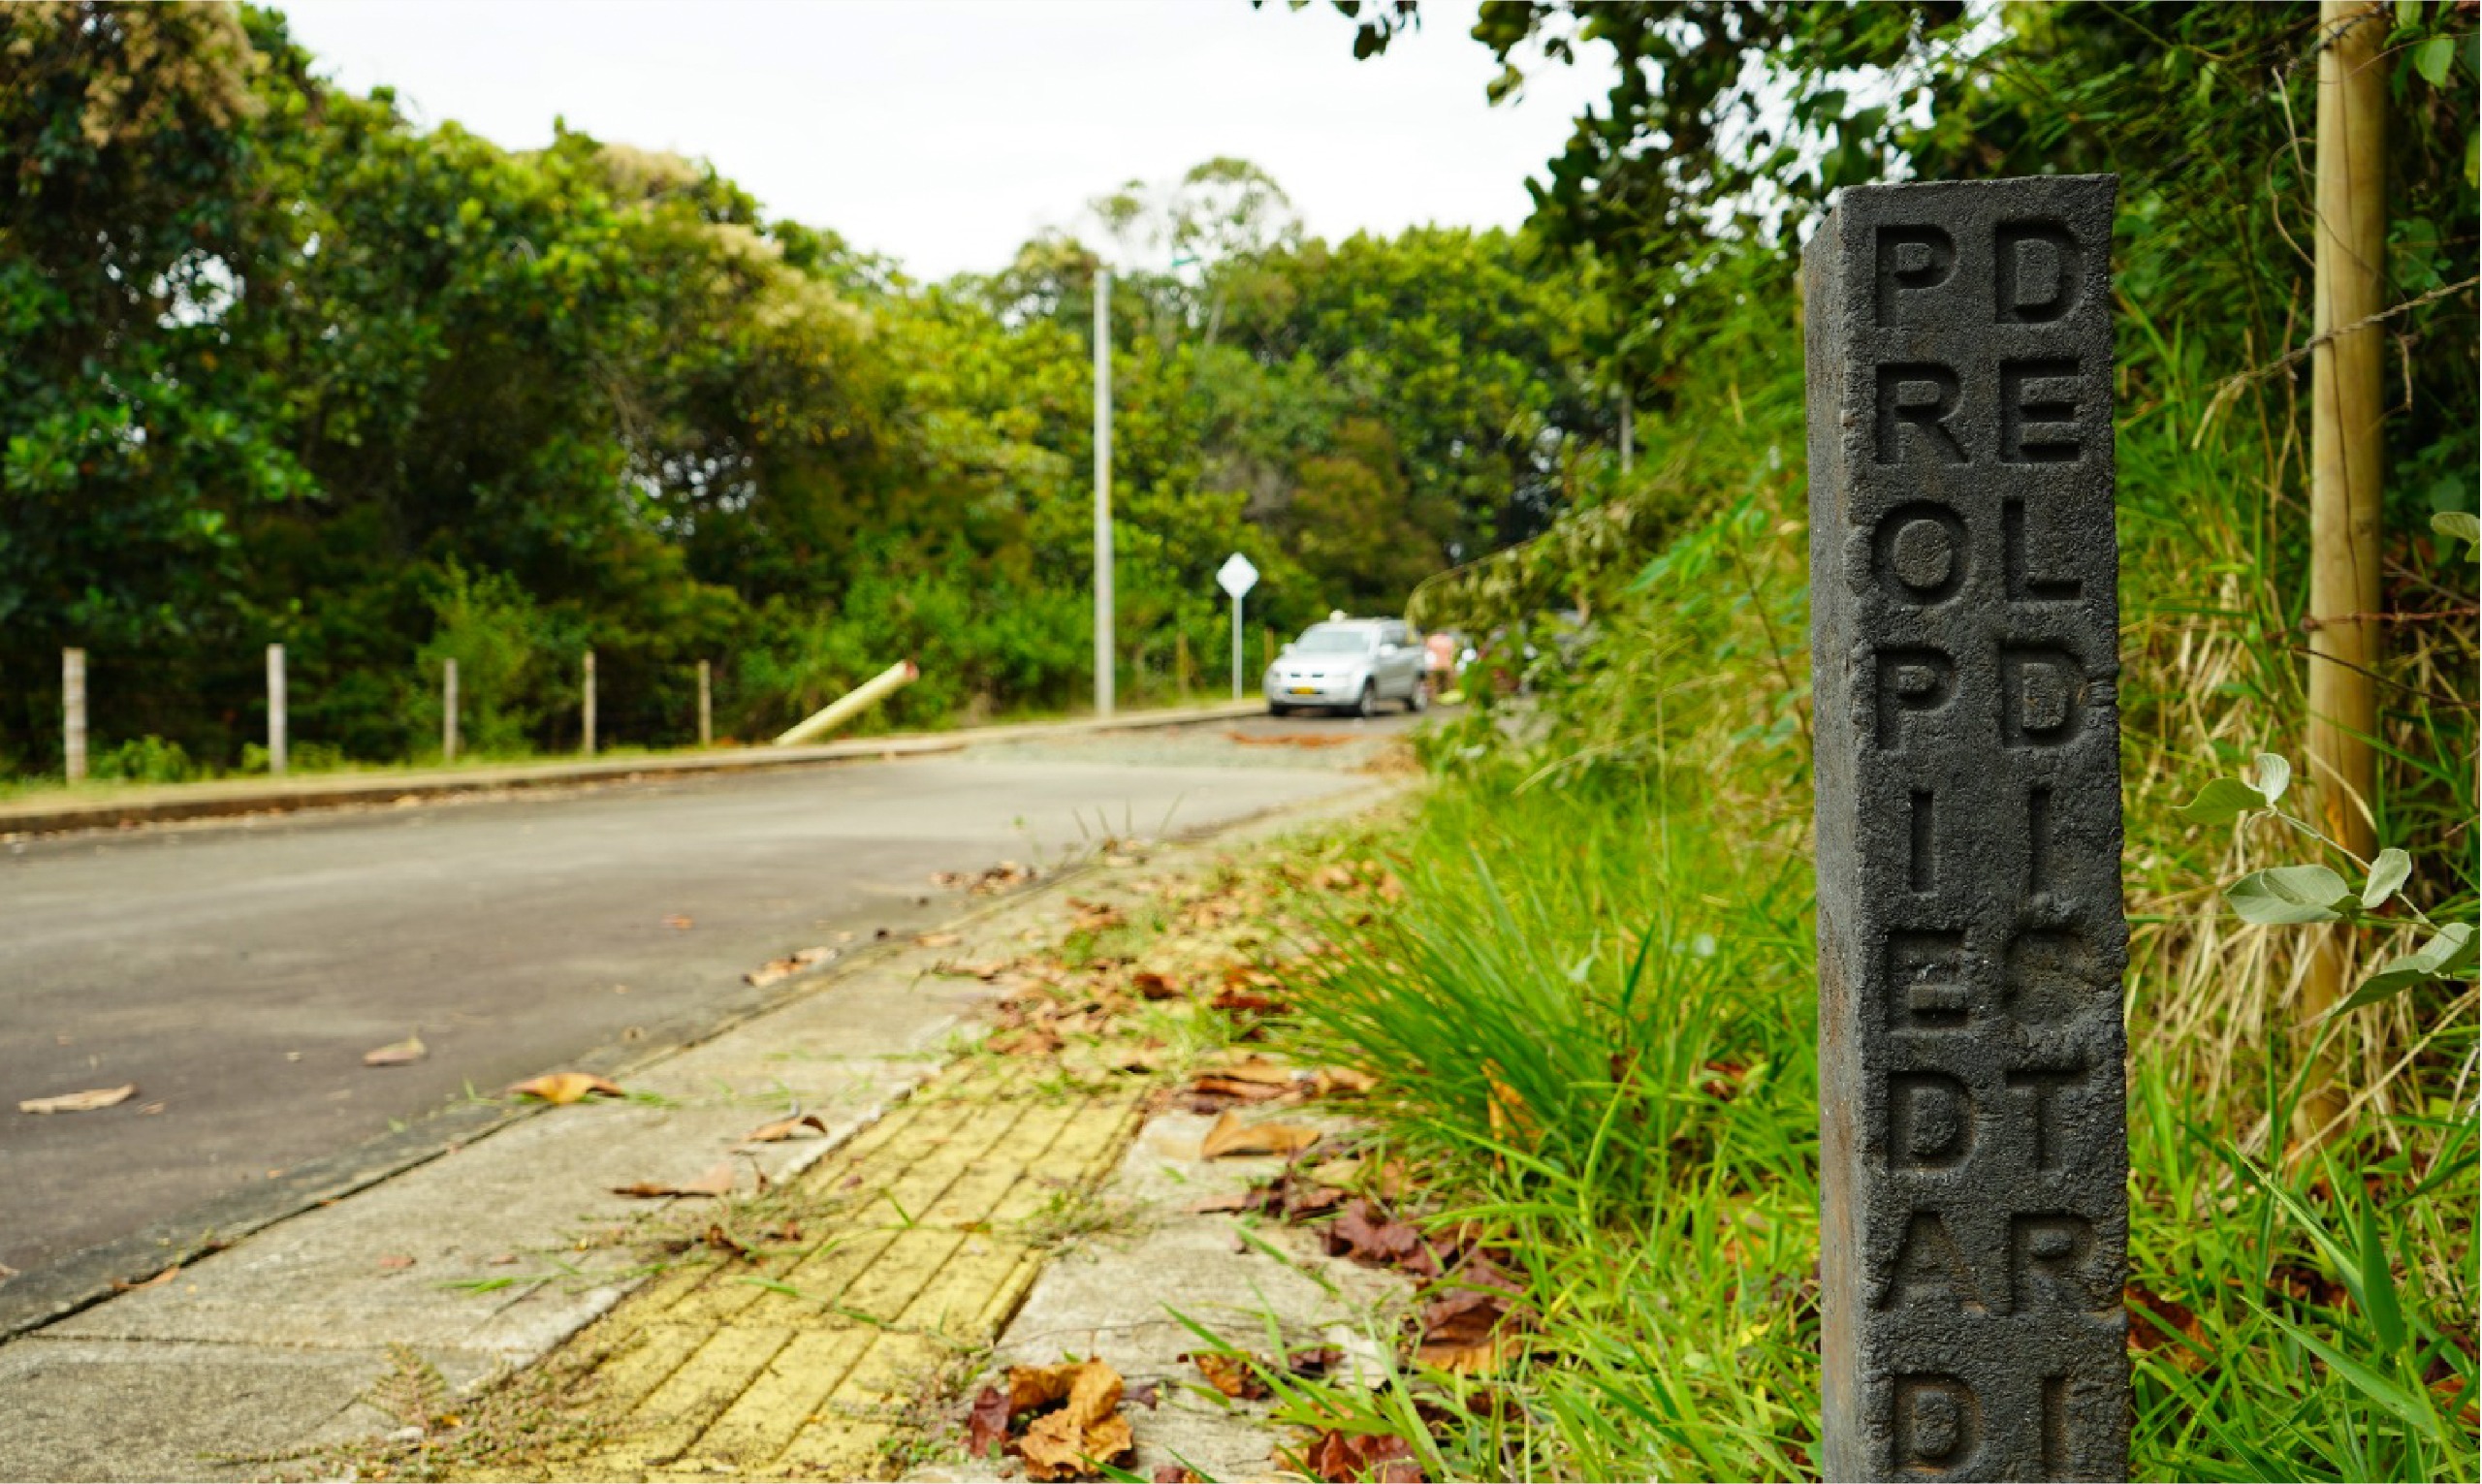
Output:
[[1214, 1057, 1303, 1087], [914, 931, 963, 949], [739, 1112, 828, 1145], [1300, 1429, 1422, 1484], [966, 1384, 1011, 1458], [376, 1254, 416, 1271], [18, 1084, 138, 1115], [1317, 1066, 1379, 1097], [611, 1161, 736, 1199], [1015, 1358, 1133, 1482], [662, 914, 694, 931], [111, 1264, 178, 1293], [1199, 1109, 1321, 1159], [508, 1072, 623, 1105], [745, 947, 837, 987], [361, 1033, 428, 1067]]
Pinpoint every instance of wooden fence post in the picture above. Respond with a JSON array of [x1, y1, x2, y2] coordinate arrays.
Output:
[[697, 659, 713, 748], [62, 648, 86, 783], [442, 658, 460, 763], [267, 643, 288, 777], [582, 650, 597, 757]]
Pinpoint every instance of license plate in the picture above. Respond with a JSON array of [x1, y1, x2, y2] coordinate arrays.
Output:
[[1289, 686, 1318, 695]]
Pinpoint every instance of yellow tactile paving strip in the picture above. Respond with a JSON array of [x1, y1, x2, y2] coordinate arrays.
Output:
[[524, 1061, 1146, 1481]]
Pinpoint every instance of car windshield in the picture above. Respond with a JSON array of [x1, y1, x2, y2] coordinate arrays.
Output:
[[1293, 628, 1376, 655]]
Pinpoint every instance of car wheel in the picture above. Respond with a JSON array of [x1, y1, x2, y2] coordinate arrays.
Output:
[[1408, 683, 1428, 713], [1353, 680, 1377, 718], [1267, 701, 1290, 717]]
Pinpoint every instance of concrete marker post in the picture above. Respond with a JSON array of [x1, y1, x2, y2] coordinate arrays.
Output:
[[697, 659, 713, 748], [266, 644, 288, 777], [62, 648, 86, 783], [1804, 176, 2129, 1481], [582, 649, 597, 758]]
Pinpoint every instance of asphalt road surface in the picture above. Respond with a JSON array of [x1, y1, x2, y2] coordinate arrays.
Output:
[[0, 710, 1418, 1280]]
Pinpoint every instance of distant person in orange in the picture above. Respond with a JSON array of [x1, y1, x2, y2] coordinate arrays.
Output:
[[1424, 629, 1456, 696]]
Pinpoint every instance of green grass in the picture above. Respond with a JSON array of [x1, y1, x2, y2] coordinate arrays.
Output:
[[1271, 769, 2475, 1480]]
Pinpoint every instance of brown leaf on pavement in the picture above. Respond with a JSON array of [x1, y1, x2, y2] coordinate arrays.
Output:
[[745, 947, 836, 987], [1316, 1066, 1379, 1097], [1324, 1198, 1424, 1268], [1066, 898, 1126, 933], [913, 931, 963, 949], [18, 1084, 138, 1114], [1299, 1429, 1423, 1483], [662, 914, 694, 931], [1002, 1357, 1133, 1482], [361, 1034, 428, 1067], [1214, 1057, 1303, 1087], [965, 1385, 1010, 1458], [376, 1254, 415, 1271], [1189, 1351, 1266, 1400], [1131, 970, 1181, 1000], [740, 1112, 828, 1145], [1199, 1110, 1320, 1159], [111, 1264, 178, 1293], [509, 1071, 623, 1105], [611, 1161, 735, 1199], [938, 958, 1013, 980], [1154, 1468, 1205, 1483]]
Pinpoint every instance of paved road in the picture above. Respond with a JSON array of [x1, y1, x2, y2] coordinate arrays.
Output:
[[0, 711, 1417, 1280]]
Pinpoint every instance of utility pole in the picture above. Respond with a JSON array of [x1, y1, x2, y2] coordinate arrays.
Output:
[[2300, 0, 2387, 1138], [1093, 266, 1115, 717]]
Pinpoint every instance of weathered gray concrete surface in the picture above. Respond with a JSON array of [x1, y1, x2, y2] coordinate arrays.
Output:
[[1, 711, 1414, 1290], [1807, 176, 2128, 1481], [0, 772, 1414, 1483], [919, 1109, 1412, 1483]]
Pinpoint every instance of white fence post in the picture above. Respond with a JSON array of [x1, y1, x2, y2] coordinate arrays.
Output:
[[62, 648, 86, 783], [582, 649, 597, 757], [442, 657, 460, 763], [266, 643, 288, 777]]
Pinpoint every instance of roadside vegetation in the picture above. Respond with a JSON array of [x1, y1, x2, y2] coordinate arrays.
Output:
[[1192, 5, 2478, 1482], [1, 4, 1608, 776]]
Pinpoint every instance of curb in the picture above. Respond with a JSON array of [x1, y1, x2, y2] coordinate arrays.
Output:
[[0, 700, 1266, 838]]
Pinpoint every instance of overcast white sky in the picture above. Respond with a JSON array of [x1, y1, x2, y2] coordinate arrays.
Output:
[[271, 0, 1614, 282]]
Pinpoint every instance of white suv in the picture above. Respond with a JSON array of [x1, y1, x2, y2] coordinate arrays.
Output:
[[1264, 619, 1428, 718]]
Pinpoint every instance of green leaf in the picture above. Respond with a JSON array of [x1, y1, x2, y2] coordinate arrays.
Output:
[[2250, 752, 2291, 805], [2175, 776, 2268, 826], [2414, 35, 2456, 85], [2434, 510, 2480, 553], [2394, 0, 2422, 28], [2226, 864, 2355, 925], [2336, 922, 2480, 1012], [2267, 1312, 2448, 1445], [2355, 1201, 2406, 1353], [2361, 847, 2411, 909]]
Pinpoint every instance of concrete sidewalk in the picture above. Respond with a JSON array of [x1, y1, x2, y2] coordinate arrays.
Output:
[[0, 779, 1402, 1483], [0, 700, 1264, 838]]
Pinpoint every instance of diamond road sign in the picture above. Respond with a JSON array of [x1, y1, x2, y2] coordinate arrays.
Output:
[[1216, 553, 1258, 600]]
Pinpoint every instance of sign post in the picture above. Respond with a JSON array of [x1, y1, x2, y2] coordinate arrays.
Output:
[[1215, 553, 1259, 702], [1805, 176, 2128, 1481]]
